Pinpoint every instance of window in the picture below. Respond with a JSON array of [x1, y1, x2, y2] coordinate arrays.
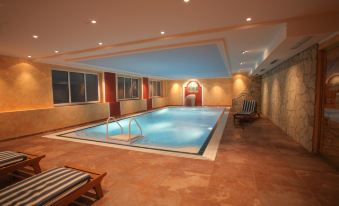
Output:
[[117, 77, 124, 99], [125, 78, 132, 99], [52, 70, 99, 104], [86, 74, 99, 102], [52, 70, 69, 104], [149, 80, 162, 97], [70, 72, 85, 102], [117, 76, 140, 100]]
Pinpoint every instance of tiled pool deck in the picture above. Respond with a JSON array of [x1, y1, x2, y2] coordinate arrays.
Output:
[[1, 115, 338, 205]]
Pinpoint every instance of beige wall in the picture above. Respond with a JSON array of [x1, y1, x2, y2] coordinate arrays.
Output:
[[0, 103, 109, 140], [166, 78, 233, 106], [231, 73, 262, 112], [261, 45, 317, 151], [152, 97, 168, 108], [0, 55, 53, 112], [0, 55, 108, 140], [166, 80, 185, 105], [232, 73, 250, 98], [120, 99, 147, 115]]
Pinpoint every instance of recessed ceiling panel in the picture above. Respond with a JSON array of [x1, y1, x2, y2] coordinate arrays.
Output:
[[79, 44, 228, 79]]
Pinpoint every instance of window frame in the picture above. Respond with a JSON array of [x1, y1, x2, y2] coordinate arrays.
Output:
[[51, 68, 100, 106], [116, 75, 141, 101], [149, 80, 162, 98]]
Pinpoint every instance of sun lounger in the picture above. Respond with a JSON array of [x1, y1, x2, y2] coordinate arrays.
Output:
[[233, 100, 260, 124], [0, 166, 106, 206], [0, 151, 45, 177]]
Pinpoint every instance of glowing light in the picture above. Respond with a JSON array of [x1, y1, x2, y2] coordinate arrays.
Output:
[[160, 31, 165, 35], [54, 50, 59, 54], [98, 42, 103, 46], [32, 35, 39, 39], [27, 55, 32, 58], [246, 17, 252, 22], [184, 0, 190, 2], [91, 20, 97, 24]]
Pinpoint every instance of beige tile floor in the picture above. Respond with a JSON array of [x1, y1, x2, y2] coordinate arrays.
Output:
[[1, 116, 338, 206]]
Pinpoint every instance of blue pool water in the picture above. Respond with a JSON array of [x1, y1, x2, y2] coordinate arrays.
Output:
[[62, 107, 225, 154]]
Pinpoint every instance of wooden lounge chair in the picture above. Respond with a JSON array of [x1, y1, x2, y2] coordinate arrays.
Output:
[[0, 151, 45, 177], [233, 100, 260, 124], [0, 166, 106, 206]]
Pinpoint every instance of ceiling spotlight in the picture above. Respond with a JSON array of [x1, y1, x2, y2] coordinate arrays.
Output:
[[54, 50, 59, 54], [184, 0, 190, 3], [27, 55, 32, 58], [90, 20, 97, 24], [160, 31, 165, 35], [32, 35, 39, 39], [242, 50, 248, 54], [246, 17, 252, 22], [98, 42, 103, 46]]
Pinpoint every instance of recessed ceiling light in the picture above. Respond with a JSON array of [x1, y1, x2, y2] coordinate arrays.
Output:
[[160, 31, 165, 35], [242, 50, 248, 54], [246, 17, 252, 22], [98, 42, 103, 46], [54, 50, 59, 54], [184, 0, 190, 3], [32, 35, 39, 39], [91, 20, 97, 24], [27, 55, 32, 58]]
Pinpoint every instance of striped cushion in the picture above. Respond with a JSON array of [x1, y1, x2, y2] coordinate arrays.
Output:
[[0, 167, 90, 206], [0, 151, 27, 168], [242, 100, 256, 113]]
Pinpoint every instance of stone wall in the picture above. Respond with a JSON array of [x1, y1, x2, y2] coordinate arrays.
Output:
[[261, 45, 318, 151]]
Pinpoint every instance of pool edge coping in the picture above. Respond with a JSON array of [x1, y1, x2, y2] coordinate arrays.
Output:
[[44, 106, 229, 161]]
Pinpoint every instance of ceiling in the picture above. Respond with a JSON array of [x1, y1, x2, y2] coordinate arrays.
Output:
[[0, 0, 338, 79], [80, 44, 228, 79]]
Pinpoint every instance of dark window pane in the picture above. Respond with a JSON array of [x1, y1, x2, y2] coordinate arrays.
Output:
[[149, 81, 152, 97], [70, 72, 85, 102], [152, 81, 157, 96], [157, 81, 161, 96], [125, 78, 132, 98], [86, 74, 99, 101], [132, 79, 139, 98], [118, 77, 124, 99], [52, 70, 69, 104]]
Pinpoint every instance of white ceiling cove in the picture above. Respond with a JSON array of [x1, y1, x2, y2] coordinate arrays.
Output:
[[0, 0, 338, 78]]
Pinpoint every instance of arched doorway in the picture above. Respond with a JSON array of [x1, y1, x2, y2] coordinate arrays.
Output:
[[183, 80, 202, 106]]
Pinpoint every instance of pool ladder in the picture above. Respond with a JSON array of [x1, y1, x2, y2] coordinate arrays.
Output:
[[106, 117, 143, 143]]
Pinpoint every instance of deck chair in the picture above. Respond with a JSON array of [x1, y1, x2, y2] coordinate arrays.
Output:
[[0, 151, 45, 177], [0, 166, 106, 206], [233, 100, 260, 124]]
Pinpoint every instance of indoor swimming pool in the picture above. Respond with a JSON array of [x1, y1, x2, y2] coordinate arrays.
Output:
[[46, 107, 228, 158]]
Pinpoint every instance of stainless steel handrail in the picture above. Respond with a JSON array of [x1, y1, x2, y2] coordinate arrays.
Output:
[[106, 117, 123, 139], [128, 118, 143, 141]]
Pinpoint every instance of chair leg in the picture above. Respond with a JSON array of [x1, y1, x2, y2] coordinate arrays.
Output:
[[31, 162, 42, 174], [94, 184, 104, 199]]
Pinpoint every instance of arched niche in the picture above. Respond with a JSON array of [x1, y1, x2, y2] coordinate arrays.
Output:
[[183, 80, 203, 106]]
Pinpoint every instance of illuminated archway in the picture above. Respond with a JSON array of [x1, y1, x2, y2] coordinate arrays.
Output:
[[183, 80, 203, 106]]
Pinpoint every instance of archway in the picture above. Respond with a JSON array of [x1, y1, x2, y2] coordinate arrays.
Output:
[[183, 80, 202, 106]]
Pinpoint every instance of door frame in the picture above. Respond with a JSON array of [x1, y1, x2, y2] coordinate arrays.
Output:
[[313, 35, 339, 153]]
